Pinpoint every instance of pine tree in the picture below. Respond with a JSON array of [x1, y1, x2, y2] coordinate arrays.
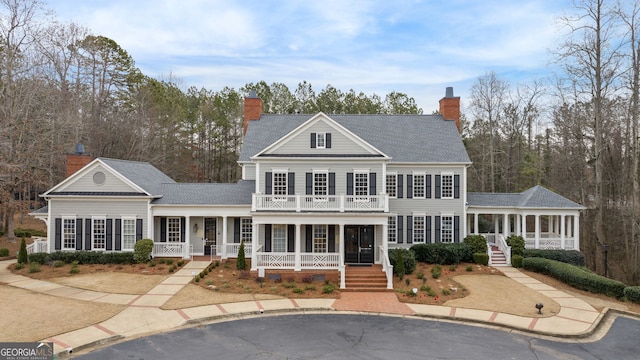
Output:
[[18, 238, 28, 264], [236, 241, 246, 270]]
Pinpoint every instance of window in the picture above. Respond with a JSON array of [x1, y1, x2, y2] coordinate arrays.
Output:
[[122, 218, 136, 250], [355, 172, 369, 198], [92, 217, 106, 250], [241, 218, 252, 243], [313, 225, 327, 253], [413, 216, 425, 243], [314, 172, 327, 197], [388, 216, 397, 243], [62, 217, 76, 250], [386, 174, 397, 198], [316, 133, 326, 149], [441, 174, 453, 199], [441, 216, 453, 243], [273, 224, 287, 252], [413, 174, 425, 198], [168, 217, 181, 242], [273, 171, 288, 196]]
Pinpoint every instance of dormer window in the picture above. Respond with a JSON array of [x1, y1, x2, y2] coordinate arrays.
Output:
[[310, 132, 331, 149]]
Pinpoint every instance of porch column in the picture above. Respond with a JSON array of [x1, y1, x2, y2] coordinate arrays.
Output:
[[474, 213, 479, 235], [339, 223, 345, 289], [573, 214, 580, 250], [222, 216, 228, 258], [294, 224, 301, 271], [382, 222, 388, 260], [503, 213, 509, 238], [549, 215, 555, 234], [494, 216, 500, 239], [567, 216, 573, 238], [250, 222, 258, 271], [516, 213, 521, 236], [185, 216, 191, 258], [534, 214, 540, 249], [560, 215, 566, 250], [522, 214, 527, 245]]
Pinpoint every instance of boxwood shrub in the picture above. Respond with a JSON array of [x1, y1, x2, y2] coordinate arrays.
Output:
[[463, 235, 487, 254], [505, 235, 525, 256], [28, 252, 49, 265], [0, 248, 9, 257], [523, 257, 625, 298], [624, 286, 640, 304], [388, 248, 416, 275], [472, 252, 489, 265], [47, 251, 135, 265], [511, 254, 523, 268], [410, 243, 473, 264], [523, 249, 585, 266]]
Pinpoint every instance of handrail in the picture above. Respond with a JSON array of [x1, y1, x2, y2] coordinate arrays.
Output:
[[379, 245, 393, 289], [495, 234, 511, 265]]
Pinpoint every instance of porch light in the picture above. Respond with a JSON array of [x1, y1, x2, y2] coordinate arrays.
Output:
[[193, 223, 198, 233]]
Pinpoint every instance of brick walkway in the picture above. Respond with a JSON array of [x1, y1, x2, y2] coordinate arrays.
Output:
[[332, 292, 414, 315]]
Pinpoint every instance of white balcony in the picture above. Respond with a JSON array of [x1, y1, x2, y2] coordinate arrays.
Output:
[[252, 194, 388, 212]]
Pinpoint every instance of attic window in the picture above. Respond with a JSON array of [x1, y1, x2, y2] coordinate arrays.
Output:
[[310, 132, 331, 149], [317, 133, 326, 148], [93, 171, 106, 185]]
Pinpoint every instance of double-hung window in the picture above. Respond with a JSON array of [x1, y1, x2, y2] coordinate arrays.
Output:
[[413, 215, 425, 243], [241, 218, 252, 243], [386, 173, 397, 198], [441, 174, 454, 199], [413, 173, 426, 198], [92, 217, 106, 250], [272, 224, 287, 252], [273, 171, 288, 200], [62, 217, 76, 250], [313, 225, 327, 253], [167, 217, 181, 242], [388, 216, 397, 243], [354, 171, 369, 200], [316, 133, 326, 149], [314, 171, 327, 200], [122, 217, 136, 250], [441, 216, 453, 243]]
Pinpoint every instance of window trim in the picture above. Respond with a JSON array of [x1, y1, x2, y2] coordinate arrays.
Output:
[[272, 224, 287, 253], [386, 173, 397, 199], [312, 224, 328, 253], [412, 214, 426, 243], [92, 216, 106, 251], [122, 217, 136, 251], [441, 173, 454, 199], [62, 216, 76, 250], [272, 170, 288, 200], [413, 172, 426, 199], [167, 217, 181, 243], [441, 215, 454, 243], [313, 170, 328, 200], [354, 169, 370, 200], [388, 216, 397, 243], [240, 218, 252, 243], [316, 132, 326, 149]]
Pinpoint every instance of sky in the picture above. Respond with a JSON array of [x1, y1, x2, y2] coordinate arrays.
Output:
[[44, 0, 574, 113]]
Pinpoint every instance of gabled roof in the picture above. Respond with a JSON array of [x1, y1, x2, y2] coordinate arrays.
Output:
[[99, 158, 175, 195], [152, 180, 254, 205], [239, 114, 471, 163], [468, 185, 585, 209]]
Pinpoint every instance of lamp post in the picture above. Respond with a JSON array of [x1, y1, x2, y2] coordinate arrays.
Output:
[[602, 244, 609, 278]]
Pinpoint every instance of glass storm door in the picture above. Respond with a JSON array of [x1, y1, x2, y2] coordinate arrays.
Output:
[[344, 225, 374, 264], [204, 218, 216, 255]]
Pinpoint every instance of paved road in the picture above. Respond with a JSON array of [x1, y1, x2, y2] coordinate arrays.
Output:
[[76, 314, 640, 360]]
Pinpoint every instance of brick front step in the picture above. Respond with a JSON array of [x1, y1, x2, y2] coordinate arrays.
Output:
[[344, 264, 389, 291]]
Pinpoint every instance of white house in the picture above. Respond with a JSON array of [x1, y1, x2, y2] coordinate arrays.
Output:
[[31, 87, 584, 289]]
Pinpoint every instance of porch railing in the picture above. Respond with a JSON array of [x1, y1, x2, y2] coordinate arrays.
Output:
[[254, 251, 341, 269], [152, 243, 191, 259], [378, 246, 394, 289], [216, 243, 252, 258], [252, 194, 388, 212], [255, 252, 296, 268], [494, 234, 511, 266], [26, 238, 47, 254], [525, 232, 576, 250], [300, 253, 340, 268]]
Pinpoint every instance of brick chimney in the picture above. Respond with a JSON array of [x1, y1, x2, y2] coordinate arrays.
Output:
[[243, 90, 263, 135], [439, 87, 461, 132], [65, 144, 92, 177]]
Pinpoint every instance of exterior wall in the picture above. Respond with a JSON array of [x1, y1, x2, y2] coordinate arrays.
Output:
[[59, 164, 139, 193], [242, 163, 256, 181]]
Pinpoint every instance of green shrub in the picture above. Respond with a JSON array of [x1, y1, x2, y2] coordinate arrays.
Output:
[[17, 238, 28, 264], [388, 248, 416, 275], [53, 260, 65, 268], [48, 251, 134, 265], [463, 235, 487, 254], [505, 235, 525, 256], [177, 260, 184, 267], [416, 271, 424, 279], [28, 253, 48, 265], [322, 283, 336, 294], [472, 252, 489, 265], [14, 263, 24, 270], [28, 263, 41, 273], [14, 228, 47, 238], [0, 248, 9, 257], [465, 265, 473, 272], [441, 288, 451, 296], [523, 257, 625, 298], [523, 249, 585, 266], [133, 239, 154, 263], [237, 241, 246, 270], [292, 287, 304, 294], [431, 265, 442, 279], [624, 286, 640, 304], [69, 264, 80, 274], [511, 255, 523, 268], [410, 243, 473, 264]]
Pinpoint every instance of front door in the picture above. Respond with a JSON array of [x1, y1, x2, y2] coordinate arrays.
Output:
[[204, 218, 216, 255], [344, 225, 374, 264]]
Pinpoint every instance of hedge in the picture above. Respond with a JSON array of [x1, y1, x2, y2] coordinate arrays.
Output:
[[410, 243, 473, 264], [505, 235, 525, 256], [523, 249, 585, 266], [388, 248, 416, 276], [624, 286, 640, 304], [511, 255, 523, 268], [472, 252, 489, 265], [0, 248, 9, 257], [14, 228, 47, 238], [463, 235, 487, 254], [44, 251, 136, 265], [523, 257, 625, 298]]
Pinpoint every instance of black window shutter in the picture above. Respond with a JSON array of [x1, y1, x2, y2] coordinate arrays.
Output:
[[407, 216, 413, 244], [397, 175, 403, 198], [347, 172, 354, 195], [407, 174, 413, 198], [454, 216, 460, 243], [180, 218, 186, 242], [426, 175, 432, 199], [305, 225, 312, 252], [454, 175, 460, 199], [435, 175, 441, 199], [426, 216, 432, 243], [115, 219, 122, 251], [265, 172, 272, 194], [76, 218, 83, 250], [328, 225, 335, 252], [397, 215, 404, 244], [136, 219, 143, 241], [310, 133, 316, 148], [264, 224, 272, 252], [326, 133, 331, 148], [234, 218, 241, 243], [369, 172, 376, 195], [54, 218, 62, 250], [85, 219, 91, 249], [105, 219, 113, 250], [288, 172, 295, 195], [329, 173, 336, 195], [287, 225, 295, 252], [306, 173, 313, 195], [160, 217, 167, 242], [435, 216, 441, 243]]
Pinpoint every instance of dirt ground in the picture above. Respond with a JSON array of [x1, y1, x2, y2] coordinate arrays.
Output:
[[47, 272, 167, 295], [0, 212, 47, 257]]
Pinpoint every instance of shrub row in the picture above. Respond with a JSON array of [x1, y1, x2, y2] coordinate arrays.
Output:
[[410, 243, 473, 265], [0, 248, 9, 257], [14, 228, 47, 238], [472, 252, 489, 265], [28, 251, 136, 265], [624, 286, 640, 304], [388, 248, 416, 277], [463, 235, 487, 254], [523, 249, 585, 266], [522, 257, 625, 298]]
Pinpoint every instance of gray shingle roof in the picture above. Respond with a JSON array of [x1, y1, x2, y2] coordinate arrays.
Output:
[[468, 185, 585, 209], [239, 114, 471, 163], [100, 158, 175, 196], [153, 180, 254, 205]]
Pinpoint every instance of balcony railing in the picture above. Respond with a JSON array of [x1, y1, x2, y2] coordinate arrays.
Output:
[[253, 194, 388, 212]]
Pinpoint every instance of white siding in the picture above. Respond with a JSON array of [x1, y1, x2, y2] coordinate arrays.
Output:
[[59, 164, 140, 193]]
